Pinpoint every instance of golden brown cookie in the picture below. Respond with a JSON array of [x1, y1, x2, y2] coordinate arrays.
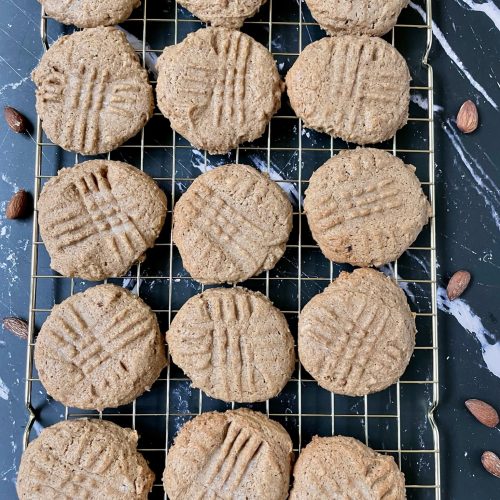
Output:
[[167, 287, 295, 402], [178, 0, 268, 28], [39, 0, 140, 28], [298, 268, 415, 396], [286, 35, 410, 145], [290, 436, 405, 499], [17, 419, 154, 500], [173, 164, 292, 284], [32, 27, 154, 155], [164, 409, 293, 500], [38, 160, 167, 281], [304, 148, 431, 267], [35, 284, 167, 410], [156, 28, 283, 154], [305, 0, 408, 36]]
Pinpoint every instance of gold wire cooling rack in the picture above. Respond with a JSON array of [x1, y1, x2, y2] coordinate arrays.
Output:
[[24, 1, 440, 498]]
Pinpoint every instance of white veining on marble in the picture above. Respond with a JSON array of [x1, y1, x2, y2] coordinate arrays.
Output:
[[117, 27, 159, 77], [379, 263, 416, 302], [0, 377, 9, 400], [405, 252, 500, 379], [442, 118, 500, 230], [437, 286, 500, 379], [189, 149, 302, 205], [410, 93, 444, 113], [0, 76, 29, 97], [455, 0, 500, 31], [409, 1, 498, 109], [248, 154, 301, 205]]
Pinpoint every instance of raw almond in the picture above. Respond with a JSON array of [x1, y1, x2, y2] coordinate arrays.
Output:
[[456, 100, 478, 134], [465, 399, 499, 428], [446, 270, 471, 301], [4, 106, 29, 134], [481, 451, 500, 479], [6, 189, 31, 219], [2, 317, 28, 340]]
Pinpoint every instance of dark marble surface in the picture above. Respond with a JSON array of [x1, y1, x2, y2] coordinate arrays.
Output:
[[0, 0, 499, 498]]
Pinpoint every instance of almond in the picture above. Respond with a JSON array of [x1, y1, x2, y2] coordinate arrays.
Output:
[[446, 270, 471, 301], [481, 451, 500, 479], [2, 317, 28, 340], [456, 100, 478, 134], [465, 399, 499, 428], [4, 106, 29, 134], [6, 189, 31, 219]]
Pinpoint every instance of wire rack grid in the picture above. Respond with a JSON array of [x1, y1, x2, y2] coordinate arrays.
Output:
[[23, 0, 440, 498]]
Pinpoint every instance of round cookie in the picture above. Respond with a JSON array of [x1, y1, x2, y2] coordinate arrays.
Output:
[[164, 409, 293, 500], [156, 27, 283, 154], [167, 287, 295, 402], [35, 284, 167, 410], [305, 0, 408, 36], [304, 148, 431, 267], [173, 164, 292, 284], [17, 419, 154, 499], [286, 35, 410, 145], [39, 0, 140, 28], [178, 0, 268, 28], [38, 160, 167, 281], [32, 27, 154, 155], [290, 436, 405, 499], [298, 268, 415, 396]]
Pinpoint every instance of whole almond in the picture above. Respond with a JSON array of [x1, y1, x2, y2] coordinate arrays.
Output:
[[4, 106, 29, 134], [6, 189, 31, 219], [481, 451, 500, 479], [456, 100, 478, 134], [465, 399, 499, 428], [446, 270, 471, 301], [2, 317, 28, 340]]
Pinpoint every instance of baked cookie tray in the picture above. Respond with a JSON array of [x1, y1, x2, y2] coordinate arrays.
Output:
[[24, 1, 440, 498]]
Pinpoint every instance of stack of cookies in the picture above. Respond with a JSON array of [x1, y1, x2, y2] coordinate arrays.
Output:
[[19, 1, 427, 498]]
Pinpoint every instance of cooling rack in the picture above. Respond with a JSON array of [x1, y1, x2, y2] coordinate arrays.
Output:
[[24, 0, 440, 498]]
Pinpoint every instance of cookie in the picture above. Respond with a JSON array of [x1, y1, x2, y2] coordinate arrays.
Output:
[[164, 409, 293, 500], [35, 284, 167, 410], [39, 0, 140, 28], [167, 287, 295, 402], [173, 164, 292, 284], [304, 148, 431, 267], [17, 419, 154, 499], [156, 27, 283, 154], [305, 0, 408, 36], [32, 27, 154, 155], [38, 160, 167, 281], [298, 268, 415, 396], [286, 35, 410, 145], [290, 436, 405, 499], [178, 0, 267, 28]]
